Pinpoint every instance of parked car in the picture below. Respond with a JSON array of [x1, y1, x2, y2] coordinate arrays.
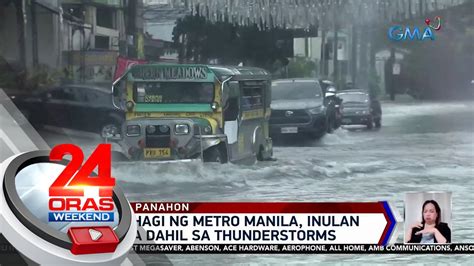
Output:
[[270, 78, 337, 139], [12, 84, 124, 139], [337, 90, 382, 129]]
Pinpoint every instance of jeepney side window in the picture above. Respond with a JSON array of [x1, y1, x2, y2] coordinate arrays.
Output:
[[241, 81, 264, 110], [113, 80, 126, 110], [224, 81, 239, 121]]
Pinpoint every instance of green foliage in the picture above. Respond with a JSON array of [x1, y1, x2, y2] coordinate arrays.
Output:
[[0, 57, 26, 90], [0, 57, 61, 92], [172, 14, 293, 70], [0, 71, 17, 89], [27, 65, 62, 90], [286, 57, 317, 78]]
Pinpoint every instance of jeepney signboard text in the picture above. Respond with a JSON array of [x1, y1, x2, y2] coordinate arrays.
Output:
[[131, 66, 208, 80]]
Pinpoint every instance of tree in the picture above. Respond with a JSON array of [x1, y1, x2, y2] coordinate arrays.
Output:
[[286, 57, 317, 78], [172, 14, 293, 70]]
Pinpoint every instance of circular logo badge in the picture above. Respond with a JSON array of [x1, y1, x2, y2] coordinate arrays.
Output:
[[0, 148, 136, 264]]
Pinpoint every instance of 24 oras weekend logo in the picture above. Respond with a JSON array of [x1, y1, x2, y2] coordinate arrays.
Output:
[[388, 16, 442, 41], [48, 144, 116, 222]]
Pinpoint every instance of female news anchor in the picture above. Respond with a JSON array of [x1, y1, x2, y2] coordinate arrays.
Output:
[[405, 200, 451, 243]]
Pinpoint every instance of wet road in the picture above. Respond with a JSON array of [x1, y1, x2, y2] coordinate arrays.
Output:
[[37, 100, 474, 264]]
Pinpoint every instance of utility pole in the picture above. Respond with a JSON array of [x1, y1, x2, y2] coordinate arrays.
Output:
[[80, 27, 85, 82], [127, 0, 137, 58], [136, 0, 145, 59], [57, 7, 62, 70], [333, 27, 338, 83], [389, 47, 396, 101], [320, 28, 326, 77], [350, 24, 357, 84], [369, 33, 376, 74], [332, 2, 338, 84], [419, 0, 423, 16], [368, 26, 377, 97], [15, 0, 27, 69], [31, 0, 39, 68], [125, 0, 145, 59], [409, 0, 413, 20]]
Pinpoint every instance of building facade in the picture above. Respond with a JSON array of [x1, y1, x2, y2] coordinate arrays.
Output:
[[0, 0, 62, 70], [61, 0, 126, 83], [0, 0, 127, 85]]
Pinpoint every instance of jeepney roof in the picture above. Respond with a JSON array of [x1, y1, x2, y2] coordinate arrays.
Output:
[[116, 63, 271, 83], [208, 65, 271, 81]]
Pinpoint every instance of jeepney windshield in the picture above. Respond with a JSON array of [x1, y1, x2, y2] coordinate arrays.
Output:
[[133, 82, 214, 104]]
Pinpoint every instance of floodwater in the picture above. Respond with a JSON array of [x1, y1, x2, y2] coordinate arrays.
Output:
[[37, 100, 474, 264]]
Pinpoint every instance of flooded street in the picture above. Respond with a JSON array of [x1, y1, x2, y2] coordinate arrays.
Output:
[[87, 100, 472, 264], [29, 99, 473, 264]]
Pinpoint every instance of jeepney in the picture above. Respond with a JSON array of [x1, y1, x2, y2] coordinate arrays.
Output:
[[111, 64, 273, 163]]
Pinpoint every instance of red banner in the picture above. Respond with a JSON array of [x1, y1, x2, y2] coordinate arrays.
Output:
[[131, 202, 387, 214], [113, 56, 147, 81]]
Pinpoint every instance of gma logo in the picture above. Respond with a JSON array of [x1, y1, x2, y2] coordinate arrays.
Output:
[[388, 26, 435, 41]]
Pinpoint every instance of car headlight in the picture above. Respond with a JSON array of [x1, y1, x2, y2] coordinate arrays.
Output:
[[126, 125, 141, 136], [126, 101, 135, 111], [203, 125, 212, 134], [175, 124, 189, 135], [146, 125, 156, 134], [159, 125, 170, 133], [308, 106, 325, 114]]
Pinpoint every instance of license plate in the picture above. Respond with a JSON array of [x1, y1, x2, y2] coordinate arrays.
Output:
[[342, 118, 352, 123], [144, 148, 171, 159], [281, 127, 298, 134]]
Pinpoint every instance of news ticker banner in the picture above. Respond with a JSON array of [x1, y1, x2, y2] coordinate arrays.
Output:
[[130, 244, 474, 254], [130, 202, 404, 252]]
